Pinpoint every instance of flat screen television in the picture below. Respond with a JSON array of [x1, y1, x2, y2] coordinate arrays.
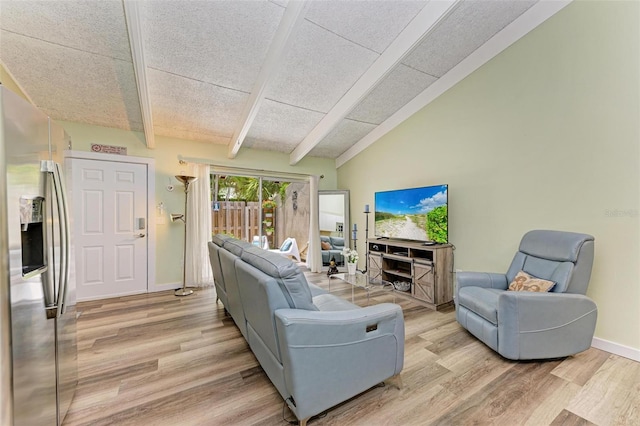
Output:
[[374, 184, 448, 243]]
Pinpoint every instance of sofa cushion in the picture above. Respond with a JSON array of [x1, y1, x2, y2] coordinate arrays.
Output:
[[224, 238, 253, 256], [212, 233, 233, 247], [519, 230, 594, 263], [321, 241, 331, 250], [457, 287, 502, 325], [329, 236, 344, 249], [241, 246, 317, 311], [506, 253, 574, 293], [313, 293, 359, 311], [508, 270, 556, 292], [308, 283, 328, 297]]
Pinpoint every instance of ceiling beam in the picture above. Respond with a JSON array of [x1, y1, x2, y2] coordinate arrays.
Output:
[[123, 0, 155, 149], [289, 0, 461, 165], [228, 0, 310, 159], [334, 0, 572, 168], [0, 60, 38, 106]]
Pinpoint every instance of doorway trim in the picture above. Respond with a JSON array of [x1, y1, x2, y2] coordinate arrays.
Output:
[[64, 150, 156, 293]]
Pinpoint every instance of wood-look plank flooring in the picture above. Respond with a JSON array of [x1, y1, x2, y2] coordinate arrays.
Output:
[[64, 270, 640, 426]]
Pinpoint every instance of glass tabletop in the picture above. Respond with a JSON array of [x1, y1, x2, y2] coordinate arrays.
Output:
[[330, 271, 393, 290]]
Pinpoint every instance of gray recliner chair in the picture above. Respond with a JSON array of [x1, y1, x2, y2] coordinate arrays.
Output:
[[455, 230, 597, 360]]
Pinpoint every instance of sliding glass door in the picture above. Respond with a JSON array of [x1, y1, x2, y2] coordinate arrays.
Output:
[[211, 171, 309, 258]]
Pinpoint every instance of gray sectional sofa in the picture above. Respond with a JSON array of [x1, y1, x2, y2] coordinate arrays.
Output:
[[208, 234, 404, 425], [320, 235, 345, 265]]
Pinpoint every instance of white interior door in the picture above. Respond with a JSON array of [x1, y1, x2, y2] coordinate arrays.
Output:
[[71, 158, 148, 301]]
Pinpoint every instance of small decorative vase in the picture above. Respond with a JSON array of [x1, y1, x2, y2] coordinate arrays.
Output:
[[347, 262, 357, 275]]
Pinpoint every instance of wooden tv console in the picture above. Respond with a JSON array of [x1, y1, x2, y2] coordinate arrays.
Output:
[[367, 239, 454, 310]]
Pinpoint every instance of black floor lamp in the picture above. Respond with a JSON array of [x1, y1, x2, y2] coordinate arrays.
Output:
[[363, 205, 370, 274], [352, 205, 371, 274]]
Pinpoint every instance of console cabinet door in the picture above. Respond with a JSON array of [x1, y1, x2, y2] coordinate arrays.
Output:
[[412, 261, 435, 303], [368, 254, 382, 280]]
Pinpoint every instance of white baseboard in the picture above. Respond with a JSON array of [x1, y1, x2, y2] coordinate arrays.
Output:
[[149, 282, 182, 293], [592, 337, 640, 362], [77, 282, 203, 303], [149, 282, 217, 293], [77, 289, 147, 303]]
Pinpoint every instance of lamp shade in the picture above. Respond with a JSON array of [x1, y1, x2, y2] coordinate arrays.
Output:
[[175, 175, 197, 193], [175, 175, 197, 185]]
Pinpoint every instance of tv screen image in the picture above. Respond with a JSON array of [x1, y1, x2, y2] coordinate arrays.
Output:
[[374, 184, 448, 243]]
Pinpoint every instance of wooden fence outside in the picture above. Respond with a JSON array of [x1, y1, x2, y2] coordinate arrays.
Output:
[[211, 201, 261, 241]]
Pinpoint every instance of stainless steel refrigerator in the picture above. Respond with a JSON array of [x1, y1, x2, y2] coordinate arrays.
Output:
[[0, 86, 77, 425]]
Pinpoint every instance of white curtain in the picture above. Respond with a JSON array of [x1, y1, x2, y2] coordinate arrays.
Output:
[[306, 175, 322, 273], [185, 163, 213, 287]]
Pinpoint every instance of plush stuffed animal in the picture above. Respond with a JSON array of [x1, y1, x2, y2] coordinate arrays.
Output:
[[327, 256, 339, 276]]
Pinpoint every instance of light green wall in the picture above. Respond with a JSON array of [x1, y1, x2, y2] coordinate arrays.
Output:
[[338, 1, 639, 349], [59, 121, 338, 287]]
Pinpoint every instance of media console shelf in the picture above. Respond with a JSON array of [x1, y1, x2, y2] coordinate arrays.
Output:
[[367, 239, 453, 310]]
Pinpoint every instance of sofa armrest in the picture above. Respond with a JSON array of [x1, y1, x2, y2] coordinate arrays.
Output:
[[275, 303, 404, 421], [457, 272, 508, 290], [497, 292, 597, 359], [275, 303, 404, 369]]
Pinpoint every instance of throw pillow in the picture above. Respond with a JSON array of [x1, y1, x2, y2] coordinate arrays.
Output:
[[321, 241, 331, 250], [508, 270, 556, 292], [281, 239, 293, 252]]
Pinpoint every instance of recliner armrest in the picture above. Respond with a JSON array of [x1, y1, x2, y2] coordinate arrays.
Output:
[[497, 291, 598, 360], [498, 292, 597, 331], [457, 272, 508, 290]]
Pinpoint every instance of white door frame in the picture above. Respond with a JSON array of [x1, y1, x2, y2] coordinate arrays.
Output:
[[64, 150, 156, 293]]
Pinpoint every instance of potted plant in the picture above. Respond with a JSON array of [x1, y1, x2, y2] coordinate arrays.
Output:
[[265, 227, 274, 236], [263, 219, 272, 227], [342, 248, 359, 275], [262, 199, 277, 209]]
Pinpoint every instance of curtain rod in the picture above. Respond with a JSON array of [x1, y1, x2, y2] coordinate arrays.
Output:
[[178, 155, 323, 181]]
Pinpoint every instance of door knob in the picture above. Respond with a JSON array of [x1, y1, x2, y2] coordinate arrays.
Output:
[[136, 233, 146, 238]]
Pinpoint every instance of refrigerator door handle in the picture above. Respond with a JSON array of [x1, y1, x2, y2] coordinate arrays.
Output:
[[40, 161, 57, 315], [52, 162, 71, 317]]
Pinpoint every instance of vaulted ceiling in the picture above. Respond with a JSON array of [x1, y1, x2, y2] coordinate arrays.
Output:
[[0, 0, 566, 166]]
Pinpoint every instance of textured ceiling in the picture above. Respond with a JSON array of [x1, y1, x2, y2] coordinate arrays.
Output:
[[0, 0, 546, 165]]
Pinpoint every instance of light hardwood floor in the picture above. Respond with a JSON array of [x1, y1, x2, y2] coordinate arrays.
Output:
[[64, 270, 640, 426]]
